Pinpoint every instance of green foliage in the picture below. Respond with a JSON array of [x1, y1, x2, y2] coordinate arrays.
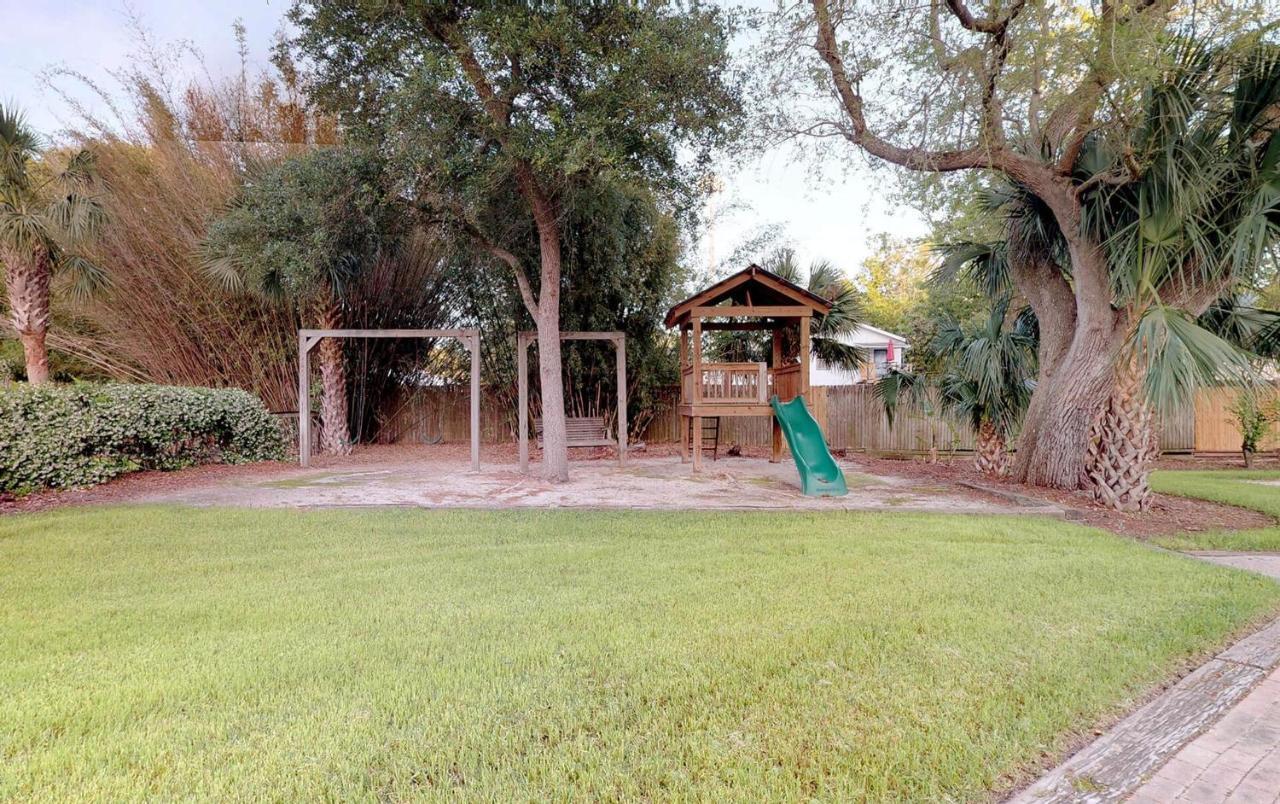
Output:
[[872, 367, 932, 429], [203, 147, 399, 310], [1133, 306, 1257, 413], [0, 384, 284, 494], [286, 1, 740, 217], [454, 178, 684, 431], [283, 0, 740, 322], [0, 104, 107, 299], [853, 236, 931, 335], [3, 507, 1278, 800], [1228, 390, 1279, 460], [876, 296, 1037, 437], [932, 297, 1037, 435]]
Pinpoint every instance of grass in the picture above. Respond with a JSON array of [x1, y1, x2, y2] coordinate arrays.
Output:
[[3, 507, 1278, 801], [1151, 470, 1280, 552]]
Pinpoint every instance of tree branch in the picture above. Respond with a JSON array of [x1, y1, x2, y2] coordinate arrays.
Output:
[[812, 0, 1049, 188], [421, 13, 560, 316], [812, 0, 989, 172], [414, 191, 540, 317], [1041, 0, 1174, 167], [943, 0, 1026, 35]]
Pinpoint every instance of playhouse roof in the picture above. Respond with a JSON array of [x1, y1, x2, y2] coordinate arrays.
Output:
[[664, 264, 832, 328]]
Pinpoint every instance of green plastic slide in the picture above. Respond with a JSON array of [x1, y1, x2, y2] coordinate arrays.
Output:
[[769, 395, 849, 497]]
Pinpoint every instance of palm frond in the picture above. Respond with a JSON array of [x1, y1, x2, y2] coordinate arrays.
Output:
[[48, 193, 107, 245], [811, 336, 866, 372], [0, 208, 52, 253], [56, 149, 100, 192], [57, 254, 108, 302], [0, 103, 40, 185], [764, 248, 802, 284], [932, 241, 1011, 299], [1133, 305, 1257, 412], [873, 367, 930, 429], [200, 253, 247, 293]]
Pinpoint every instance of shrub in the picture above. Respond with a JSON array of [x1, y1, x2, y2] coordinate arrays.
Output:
[[0, 384, 286, 493]]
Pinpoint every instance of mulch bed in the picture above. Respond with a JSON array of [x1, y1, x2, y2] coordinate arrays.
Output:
[[0, 461, 298, 516], [851, 454, 1275, 538]]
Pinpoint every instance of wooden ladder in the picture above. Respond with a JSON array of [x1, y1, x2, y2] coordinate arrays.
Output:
[[701, 416, 721, 461]]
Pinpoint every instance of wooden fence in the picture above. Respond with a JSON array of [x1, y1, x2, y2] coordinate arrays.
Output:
[[1192, 386, 1280, 453], [375, 383, 1273, 455], [374, 387, 513, 445]]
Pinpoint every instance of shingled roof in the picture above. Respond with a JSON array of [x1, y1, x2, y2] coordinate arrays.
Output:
[[664, 264, 832, 328]]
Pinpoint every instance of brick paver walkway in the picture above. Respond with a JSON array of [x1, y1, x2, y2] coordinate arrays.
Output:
[[1128, 666, 1280, 803], [1129, 553, 1280, 803]]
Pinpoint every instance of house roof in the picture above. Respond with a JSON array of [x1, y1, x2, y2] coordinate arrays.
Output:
[[848, 323, 910, 346], [664, 264, 833, 328]]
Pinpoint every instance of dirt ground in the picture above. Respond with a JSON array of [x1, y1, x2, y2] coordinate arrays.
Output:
[[3, 445, 1274, 537], [0, 443, 1058, 517]]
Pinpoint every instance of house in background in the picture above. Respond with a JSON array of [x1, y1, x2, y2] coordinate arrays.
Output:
[[810, 323, 909, 385]]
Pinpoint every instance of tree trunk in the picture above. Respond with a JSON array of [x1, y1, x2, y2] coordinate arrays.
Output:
[[1011, 327, 1121, 488], [315, 304, 351, 456], [1010, 229, 1123, 490], [535, 306, 569, 482], [974, 421, 1010, 477], [519, 167, 570, 483], [1085, 359, 1157, 512], [5, 250, 53, 385]]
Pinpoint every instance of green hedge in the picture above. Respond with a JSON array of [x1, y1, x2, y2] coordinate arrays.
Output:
[[0, 383, 286, 494]]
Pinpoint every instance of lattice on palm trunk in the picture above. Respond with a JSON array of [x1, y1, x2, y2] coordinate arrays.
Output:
[[974, 420, 1010, 477], [1085, 362, 1158, 512]]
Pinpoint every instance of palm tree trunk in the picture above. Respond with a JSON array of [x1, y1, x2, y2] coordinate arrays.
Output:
[[5, 250, 52, 385], [315, 304, 351, 456], [974, 420, 1009, 477], [1085, 359, 1158, 512]]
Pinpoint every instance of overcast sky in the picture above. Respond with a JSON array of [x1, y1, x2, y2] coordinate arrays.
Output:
[[2, 1, 926, 279]]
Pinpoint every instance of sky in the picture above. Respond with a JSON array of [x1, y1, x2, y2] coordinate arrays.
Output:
[[2, 1, 927, 280]]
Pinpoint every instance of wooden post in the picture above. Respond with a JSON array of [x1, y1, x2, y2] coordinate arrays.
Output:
[[691, 316, 703, 402], [518, 334, 529, 473], [679, 325, 688, 376], [799, 315, 811, 398], [692, 415, 703, 471], [298, 333, 311, 467], [679, 414, 689, 463], [770, 326, 782, 463], [615, 335, 627, 466], [691, 315, 703, 473], [469, 331, 481, 472]]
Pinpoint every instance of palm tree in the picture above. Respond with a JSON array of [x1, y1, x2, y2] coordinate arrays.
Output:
[[0, 104, 105, 383], [938, 40, 1280, 509], [765, 248, 865, 371], [875, 296, 1036, 477], [203, 148, 395, 455]]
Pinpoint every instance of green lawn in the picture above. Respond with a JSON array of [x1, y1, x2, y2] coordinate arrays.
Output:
[[3, 507, 1277, 801], [1152, 470, 1280, 551]]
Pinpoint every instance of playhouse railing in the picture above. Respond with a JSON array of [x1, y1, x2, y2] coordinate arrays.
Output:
[[689, 362, 769, 404]]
